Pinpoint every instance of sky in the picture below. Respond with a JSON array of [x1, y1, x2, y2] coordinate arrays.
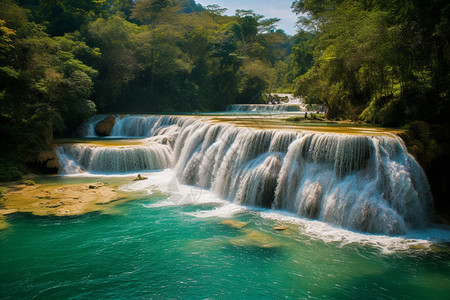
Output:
[[194, 0, 299, 35]]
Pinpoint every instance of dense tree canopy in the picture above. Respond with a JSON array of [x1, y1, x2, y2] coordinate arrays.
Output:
[[0, 0, 298, 180], [291, 0, 450, 124]]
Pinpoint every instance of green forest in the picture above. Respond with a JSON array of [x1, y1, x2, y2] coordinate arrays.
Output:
[[1, 0, 449, 199], [293, 0, 449, 125], [0, 0, 299, 180]]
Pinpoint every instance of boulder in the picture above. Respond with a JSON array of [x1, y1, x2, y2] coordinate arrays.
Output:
[[220, 220, 248, 228], [133, 174, 148, 181], [25, 149, 60, 174], [273, 226, 287, 231], [95, 115, 116, 136]]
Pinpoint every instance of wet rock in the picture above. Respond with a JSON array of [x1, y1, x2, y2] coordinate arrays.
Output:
[[25, 149, 60, 174], [220, 220, 248, 228], [273, 226, 287, 231], [230, 229, 280, 248], [95, 115, 116, 136], [133, 174, 148, 181], [89, 182, 105, 189]]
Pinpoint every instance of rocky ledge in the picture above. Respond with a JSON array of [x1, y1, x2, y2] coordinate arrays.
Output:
[[0, 182, 127, 222]]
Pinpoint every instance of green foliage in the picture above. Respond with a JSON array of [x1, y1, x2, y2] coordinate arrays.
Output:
[[0, 0, 296, 180], [292, 0, 450, 125], [285, 116, 303, 122], [22, 179, 35, 186], [0, 0, 100, 181], [0, 0, 296, 118], [0, 158, 23, 182], [287, 30, 315, 81]]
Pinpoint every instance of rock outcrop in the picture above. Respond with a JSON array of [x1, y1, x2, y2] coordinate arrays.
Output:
[[25, 149, 60, 174], [1, 181, 127, 217], [95, 115, 116, 136], [398, 121, 450, 223]]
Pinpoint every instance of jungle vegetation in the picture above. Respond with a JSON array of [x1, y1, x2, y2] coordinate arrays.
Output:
[[291, 0, 449, 125], [0, 0, 296, 180]]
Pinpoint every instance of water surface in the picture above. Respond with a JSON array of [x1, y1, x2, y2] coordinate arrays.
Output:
[[1, 175, 449, 299]]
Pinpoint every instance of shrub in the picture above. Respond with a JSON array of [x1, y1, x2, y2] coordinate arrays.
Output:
[[285, 116, 303, 122], [0, 159, 23, 182]]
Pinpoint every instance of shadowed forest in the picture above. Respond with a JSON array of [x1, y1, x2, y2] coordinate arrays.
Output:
[[0, 0, 449, 214]]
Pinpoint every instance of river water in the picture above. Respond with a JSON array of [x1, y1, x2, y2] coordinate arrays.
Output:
[[1, 113, 449, 299]]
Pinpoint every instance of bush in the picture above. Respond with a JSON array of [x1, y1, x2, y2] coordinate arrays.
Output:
[[285, 116, 303, 122], [0, 159, 23, 182], [309, 113, 320, 120]]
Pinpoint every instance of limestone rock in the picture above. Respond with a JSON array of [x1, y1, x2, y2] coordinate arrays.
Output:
[[95, 115, 116, 136], [220, 219, 248, 228], [230, 229, 280, 248], [273, 226, 287, 231], [1, 181, 127, 216], [38, 150, 60, 170], [25, 149, 60, 173], [133, 174, 148, 181]]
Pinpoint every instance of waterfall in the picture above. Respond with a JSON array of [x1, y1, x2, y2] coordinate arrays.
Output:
[[76, 114, 111, 137], [76, 115, 180, 137], [60, 115, 433, 235], [225, 104, 304, 112], [110, 115, 180, 137], [56, 143, 172, 174]]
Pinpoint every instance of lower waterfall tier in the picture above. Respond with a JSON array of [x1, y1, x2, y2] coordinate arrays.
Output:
[[65, 115, 433, 235]]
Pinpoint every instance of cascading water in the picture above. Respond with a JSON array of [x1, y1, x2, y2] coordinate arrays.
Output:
[[225, 104, 304, 112], [58, 115, 433, 235], [76, 115, 180, 138], [56, 143, 172, 174], [109, 115, 180, 137]]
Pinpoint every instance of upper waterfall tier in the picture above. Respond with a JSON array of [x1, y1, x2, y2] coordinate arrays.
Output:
[[77, 115, 180, 137], [226, 104, 305, 112], [68, 115, 433, 235]]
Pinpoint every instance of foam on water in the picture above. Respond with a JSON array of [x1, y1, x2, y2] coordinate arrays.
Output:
[[186, 203, 247, 219], [122, 172, 448, 253], [120, 170, 228, 208], [257, 210, 450, 254], [116, 168, 447, 253]]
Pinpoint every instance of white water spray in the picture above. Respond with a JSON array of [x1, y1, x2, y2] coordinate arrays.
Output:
[[58, 115, 433, 235]]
